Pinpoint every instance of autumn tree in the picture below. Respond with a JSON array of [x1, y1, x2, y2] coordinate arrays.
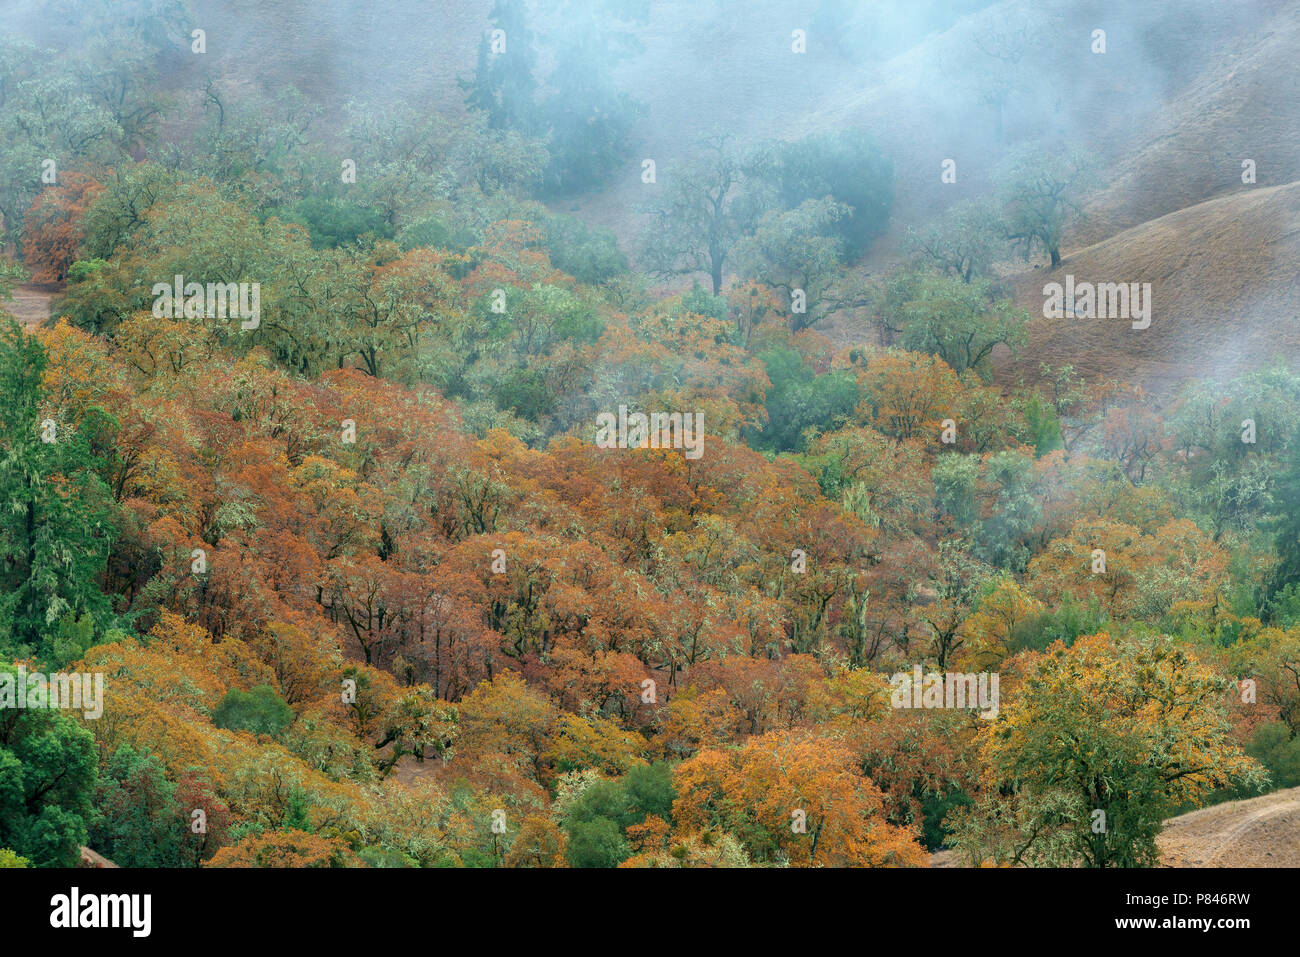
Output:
[[852, 349, 964, 442], [949, 633, 1266, 867], [0, 319, 118, 661], [503, 815, 566, 867], [850, 708, 978, 849], [916, 540, 997, 670], [373, 687, 458, 777], [960, 577, 1043, 669], [1026, 516, 1227, 621], [1230, 628, 1300, 738], [21, 172, 104, 281], [207, 829, 358, 868], [0, 53, 120, 248], [672, 730, 928, 867], [455, 671, 558, 784]]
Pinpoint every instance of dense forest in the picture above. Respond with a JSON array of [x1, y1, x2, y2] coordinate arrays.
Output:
[[1, 0, 1298, 870]]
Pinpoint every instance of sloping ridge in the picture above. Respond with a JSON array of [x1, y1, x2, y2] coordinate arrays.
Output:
[[800, 0, 1291, 267], [996, 180, 1300, 396], [1078, 2, 1300, 245], [2, 282, 57, 327], [929, 786, 1300, 866]]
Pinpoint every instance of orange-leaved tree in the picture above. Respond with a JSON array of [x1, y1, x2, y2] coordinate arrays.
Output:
[[672, 730, 928, 867]]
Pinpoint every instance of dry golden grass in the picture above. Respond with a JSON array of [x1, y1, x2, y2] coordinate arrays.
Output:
[[1157, 786, 1300, 867], [930, 786, 1300, 867], [996, 180, 1300, 396]]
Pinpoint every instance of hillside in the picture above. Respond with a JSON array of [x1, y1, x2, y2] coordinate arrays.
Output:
[[15, 0, 1295, 323], [4, 283, 56, 327], [48, 0, 1277, 266], [1078, 2, 1300, 245], [995, 180, 1300, 395], [931, 786, 1300, 866], [1157, 787, 1300, 867], [3, 0, 1300, 887]]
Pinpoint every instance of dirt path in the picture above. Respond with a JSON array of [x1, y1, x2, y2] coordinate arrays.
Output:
[[928, 786, 1300, 867], [3, 282, 58, 326], [1157, 787, 1300, 868]]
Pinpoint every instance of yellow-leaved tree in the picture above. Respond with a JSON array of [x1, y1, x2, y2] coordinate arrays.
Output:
[[671, 730, 928, 867], [948, 632, 1266, 867]]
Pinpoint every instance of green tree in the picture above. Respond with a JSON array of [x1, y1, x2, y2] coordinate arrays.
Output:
[[212, 685, 295, 736], [0, 259, 25, 300], [748, 348, 859, 453], [0, 662, 98, 867], [906, 198, 1006, 283], [1006, 595, 1107, 654], [973, 449, 1042, 571], [932, 453, 978, 527], [277, 196, 395, 249], [1021, 393, 1064, 456], [890, 272, 1029, 379], [963, 23, 1033, 141], [459, 0, 540, 133], [543, 213, 627, 285], [949, 634, 1266, 867], [763, 129, 894, 259], [1270, 440, 1300, 602], [679, 280, 728, 323], [88, 745, 184, 868], [732, 198, 851, 332], [564, 815, 627, 868], [560, 762, 674, 867], [0, 319, 118, 661], [77, 161, 177, 260], [1243, 722, 1300, 789], [644, 132, 764, 293], [0, 59, 121, 247], [1000, 148, 1096, 269], [540, 0, 646, 194], [641, 133, 769, 294]]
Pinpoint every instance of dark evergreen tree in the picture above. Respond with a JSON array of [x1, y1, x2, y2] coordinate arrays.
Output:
[[89, 745, 184, 868], [0, 662, 98, 867], [459, 0, 540, 133], [0, 319, 118, 662], [540, 0, 646, 195]]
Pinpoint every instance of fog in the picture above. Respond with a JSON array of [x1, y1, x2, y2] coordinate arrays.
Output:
[[4, 0, 1299, 388]]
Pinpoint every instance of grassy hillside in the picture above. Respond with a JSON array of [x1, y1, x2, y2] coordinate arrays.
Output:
[[1, 0, 1299, 877], [997, 181, 1300, 395]]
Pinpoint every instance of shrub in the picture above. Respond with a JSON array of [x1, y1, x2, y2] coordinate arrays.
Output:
[[212, 685, 294, 736]]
